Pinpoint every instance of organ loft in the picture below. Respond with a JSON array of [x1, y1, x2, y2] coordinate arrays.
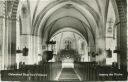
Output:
[[0, 0, 127, 81]]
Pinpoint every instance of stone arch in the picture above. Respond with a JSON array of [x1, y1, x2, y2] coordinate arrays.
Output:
[[42, 16, 95, 43], [31, 1, 100, 54], [33, 1, 100, 38]]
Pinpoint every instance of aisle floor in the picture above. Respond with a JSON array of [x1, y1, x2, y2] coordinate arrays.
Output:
[[58, 68, 80, 81]]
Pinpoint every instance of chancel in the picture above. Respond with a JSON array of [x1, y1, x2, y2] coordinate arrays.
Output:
[[0, 0, 127, 81]]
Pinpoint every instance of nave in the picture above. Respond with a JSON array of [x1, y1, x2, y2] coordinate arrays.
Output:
[[0, 0, 127, 81]]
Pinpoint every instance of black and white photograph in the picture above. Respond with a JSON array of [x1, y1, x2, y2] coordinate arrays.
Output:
[[0, 0, 127, 81]]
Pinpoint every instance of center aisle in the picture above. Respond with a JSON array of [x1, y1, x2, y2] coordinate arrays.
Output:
[[58, 68, 80, 81]]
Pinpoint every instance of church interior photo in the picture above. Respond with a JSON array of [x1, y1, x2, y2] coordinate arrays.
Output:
[[0, 0, 127, 81]]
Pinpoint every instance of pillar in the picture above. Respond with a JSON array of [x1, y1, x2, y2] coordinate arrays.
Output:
[[116, 0, 127, 70]]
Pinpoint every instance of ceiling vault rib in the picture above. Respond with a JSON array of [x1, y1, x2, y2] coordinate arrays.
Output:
[[41, 16, 90, 42], [47, 19, 58, 41], [33, 0, 100, 36], [74, 8, 98, 36], [95, 0, 102, 14], [48, 26, 89, 43], [81, 21, 95, 45], [33, 0, 68, 30], [32, 0, 40, 26], [104, 0, 110, 24]]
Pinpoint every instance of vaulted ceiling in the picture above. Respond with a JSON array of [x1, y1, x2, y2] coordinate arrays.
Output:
[[17, 0, 117, 46]]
